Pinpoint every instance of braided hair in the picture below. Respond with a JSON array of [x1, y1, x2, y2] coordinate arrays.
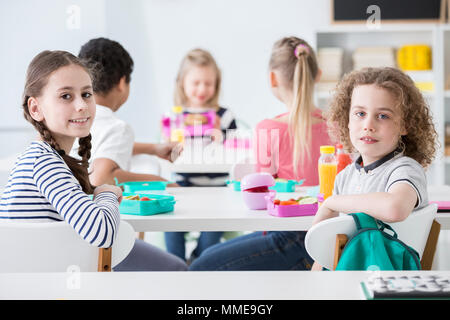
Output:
[[22, 50, 94, 193]]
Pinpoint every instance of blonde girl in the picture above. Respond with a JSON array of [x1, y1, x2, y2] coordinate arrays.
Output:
[[255, 37, 332, 184], [166, 48, 237, 263], [189, 36, 331, 271]]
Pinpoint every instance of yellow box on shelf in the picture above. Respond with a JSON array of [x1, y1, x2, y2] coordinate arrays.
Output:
[[397, 45, 432, 71], [415, 81, 434, 92]]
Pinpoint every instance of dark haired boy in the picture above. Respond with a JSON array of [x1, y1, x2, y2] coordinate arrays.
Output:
[[75, 37, 179, 187]]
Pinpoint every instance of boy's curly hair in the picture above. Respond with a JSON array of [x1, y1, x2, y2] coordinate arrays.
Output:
[[326, 67, 438, 168], [79, 37, 134, 95]]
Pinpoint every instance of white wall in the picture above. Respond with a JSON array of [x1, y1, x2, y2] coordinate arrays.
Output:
[[106, 0, 330, 141], [0, 0, 330, 153], [0, 0, 107, 130]]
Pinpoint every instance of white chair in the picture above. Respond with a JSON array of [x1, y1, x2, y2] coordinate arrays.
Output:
[[0, 220, 135, 273], [305, 203, 440, 270]]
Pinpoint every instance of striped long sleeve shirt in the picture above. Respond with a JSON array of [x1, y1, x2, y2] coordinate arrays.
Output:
[[0, 141, 120, 248]]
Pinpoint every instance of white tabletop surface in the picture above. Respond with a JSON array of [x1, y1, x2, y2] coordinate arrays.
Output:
[[1, 270, 449, 300], [120, 186, 450, 232]]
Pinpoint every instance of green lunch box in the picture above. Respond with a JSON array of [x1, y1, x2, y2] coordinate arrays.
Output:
[[119, 193, 176, 216], [270, 179, 305, 192], [227, 179, 305, 192], [115, 179, 172, 193]]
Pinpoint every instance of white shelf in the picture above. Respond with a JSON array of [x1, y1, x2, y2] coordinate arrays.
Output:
[[315, 24, 447, 185], [316, 24, 438, 34]]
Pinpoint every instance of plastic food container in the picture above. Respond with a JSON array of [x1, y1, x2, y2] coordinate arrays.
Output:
[[270, 179, 305, 192], [115, 179, 172, 193], [119, 193, 176, 216], [265, 192, 323, 217], [241, 173, 276, 210], [184, 110, 216, 136], [226, 180, 241, 191]]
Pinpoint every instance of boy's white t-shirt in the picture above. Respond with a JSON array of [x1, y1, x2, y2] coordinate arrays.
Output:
[[73, 104, 134, 171]]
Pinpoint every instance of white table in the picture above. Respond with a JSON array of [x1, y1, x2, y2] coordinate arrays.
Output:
[[1, 270, 449, 300], [120, 187, 315, 232], [120, 186, 450, 232]]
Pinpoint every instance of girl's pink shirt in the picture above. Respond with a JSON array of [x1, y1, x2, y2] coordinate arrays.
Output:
[[254, 110, 332, 186]]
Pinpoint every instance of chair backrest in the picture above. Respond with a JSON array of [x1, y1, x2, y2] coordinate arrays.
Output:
[[305, 203, 438, 270], [0, 220, 135, 273]]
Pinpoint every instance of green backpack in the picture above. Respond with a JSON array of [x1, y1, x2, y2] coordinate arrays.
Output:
[[335, 212, 421, 271]]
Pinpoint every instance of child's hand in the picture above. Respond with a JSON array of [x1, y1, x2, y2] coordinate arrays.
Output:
[[214, 114, 221, 130], [93, 184, 123, 204], [312, 197, 338, 226], [209, 115, 224, 142], [155, 142, 183, 162]]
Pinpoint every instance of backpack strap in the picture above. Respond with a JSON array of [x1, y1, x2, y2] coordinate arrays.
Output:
[[377, 220, 398, 239], [350, 212, 399, 239], [349, 212, 378, 230]]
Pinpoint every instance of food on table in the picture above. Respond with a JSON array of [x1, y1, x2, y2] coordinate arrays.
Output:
[[272, 196, 318, 205], [124, 195, 140, 200], [244, 186, 269, 193]]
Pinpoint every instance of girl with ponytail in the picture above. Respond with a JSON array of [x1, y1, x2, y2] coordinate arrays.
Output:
[[189, 37, 331, 271], [255, 36, 332, 184]]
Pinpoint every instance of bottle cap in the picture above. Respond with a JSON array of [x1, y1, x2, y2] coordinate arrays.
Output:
[[320, 145, 335, 154], [172, 105, 183, 113]]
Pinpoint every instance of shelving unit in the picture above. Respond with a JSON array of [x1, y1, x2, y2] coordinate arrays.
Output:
[[313, 23, 448, 185]]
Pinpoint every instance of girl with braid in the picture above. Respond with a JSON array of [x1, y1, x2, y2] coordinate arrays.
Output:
[[0, 50, 187, 271]]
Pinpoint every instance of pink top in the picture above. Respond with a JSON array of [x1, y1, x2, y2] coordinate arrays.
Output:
[[254, 110, 332, 186]]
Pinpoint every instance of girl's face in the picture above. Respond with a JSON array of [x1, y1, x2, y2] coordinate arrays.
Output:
[[183, 65, 217, 108], [29, 64, 96, 152], [348, 84, 407, 166]]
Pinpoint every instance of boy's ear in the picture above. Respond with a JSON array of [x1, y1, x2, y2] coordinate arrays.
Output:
[[117, 76, 128, 92], [269, 71, 278, 88], [27, 97, 44, 122]]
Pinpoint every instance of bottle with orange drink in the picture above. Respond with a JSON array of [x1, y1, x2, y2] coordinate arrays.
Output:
[[170, 106, 185, 143], [318, 145, 337, 200]]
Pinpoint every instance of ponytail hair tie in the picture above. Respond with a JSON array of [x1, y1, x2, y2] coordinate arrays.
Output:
[[294, 44, 309, 59]]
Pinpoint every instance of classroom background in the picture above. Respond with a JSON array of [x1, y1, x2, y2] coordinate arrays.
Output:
[[2, 0, 450, 188], [0, 0, 331, 183]]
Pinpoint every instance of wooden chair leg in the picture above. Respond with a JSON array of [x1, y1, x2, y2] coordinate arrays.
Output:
[[98, 248, 112, 272], [333, 234, 348, 270], [421, 220, 441, 270]]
